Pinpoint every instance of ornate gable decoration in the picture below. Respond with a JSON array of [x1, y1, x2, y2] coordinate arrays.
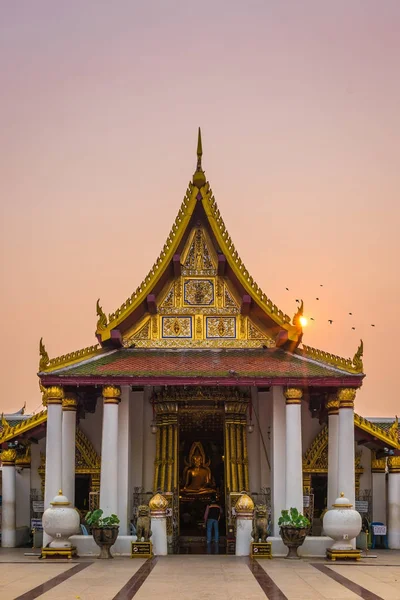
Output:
[[303, 425, 363, 475], [181, 227, 216, 276], [123, 226, 275, 349]]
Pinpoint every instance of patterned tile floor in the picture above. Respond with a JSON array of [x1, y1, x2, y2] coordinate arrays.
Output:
[[1, 549, 400, 600]]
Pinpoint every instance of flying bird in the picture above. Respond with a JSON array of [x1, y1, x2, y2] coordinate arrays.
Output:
[[371, 324, 375, 327], [310, 318, 315, 321], [316, 297, 319, 300], [295, 299, 300, 303], [320, 284, 323, 287], [285, 287, 289, 291], [349, 312, 352, 316], [352, 327, 356, 330], [328, 320, 333, 324]]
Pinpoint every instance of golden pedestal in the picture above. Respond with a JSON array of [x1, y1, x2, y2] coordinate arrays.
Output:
[[41, 546, 77, 559], [131, 541, 153, 558], [251, 542, 272, 559], [326, 548, 361, 561]]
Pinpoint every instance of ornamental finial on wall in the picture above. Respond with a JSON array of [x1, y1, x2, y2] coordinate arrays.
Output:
[[96, 299, 107, 331], [39, 338, 50, 371], [352, 339, 364, 373]]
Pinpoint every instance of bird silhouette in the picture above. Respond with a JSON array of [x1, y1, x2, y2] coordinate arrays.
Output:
[[310, 318, 315, 321], [352, 327, 356, 330], [328, 320, 333, 324], [316, 297, 319, 300], [349, 312, 352, 316], [320, 284, 323, 287], [285, 287, 289, 291], [371, 324, 375, 327], [295, 299, 300, 303]]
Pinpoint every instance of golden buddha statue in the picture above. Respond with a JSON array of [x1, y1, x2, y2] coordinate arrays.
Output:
[[181, 442, 216, 496]]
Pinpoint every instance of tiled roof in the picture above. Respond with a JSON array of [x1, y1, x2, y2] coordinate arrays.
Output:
[[44, 348, 361, 382]]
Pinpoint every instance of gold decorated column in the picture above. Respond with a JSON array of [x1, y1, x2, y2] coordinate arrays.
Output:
[[236, 424, 244, 491], [242, 423, 249, 491], [230, 421, 238, 491]]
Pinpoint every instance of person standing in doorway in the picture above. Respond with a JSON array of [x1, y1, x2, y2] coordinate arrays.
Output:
[[204, 495, 222, 545]]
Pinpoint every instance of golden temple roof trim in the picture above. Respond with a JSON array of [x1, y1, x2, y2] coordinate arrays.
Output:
[[0, 410, 47, 444], [98, 183, 198, 340], [300, 340, 364, 375], [38, 342, 105, 373], [354, 413, 399, 448]]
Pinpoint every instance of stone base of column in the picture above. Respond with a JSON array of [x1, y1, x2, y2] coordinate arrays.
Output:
[[150, 517, 168, 555], [235, 517, 253, 556]]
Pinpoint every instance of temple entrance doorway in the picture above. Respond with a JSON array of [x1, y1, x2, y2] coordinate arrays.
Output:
[[178, 406, 226, 552], [75, 474, 91, 513]]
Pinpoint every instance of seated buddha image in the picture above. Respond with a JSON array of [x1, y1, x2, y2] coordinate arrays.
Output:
[[181, 441, 216, 496]]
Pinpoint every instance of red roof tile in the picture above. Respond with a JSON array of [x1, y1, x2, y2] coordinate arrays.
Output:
[[44, 348, 362, 385]]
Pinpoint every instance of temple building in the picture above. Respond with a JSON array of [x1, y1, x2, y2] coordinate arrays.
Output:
[[1, 130, 400, 555]]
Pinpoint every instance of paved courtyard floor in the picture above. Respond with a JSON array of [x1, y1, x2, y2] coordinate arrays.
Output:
[[1, 549, 400, 599]]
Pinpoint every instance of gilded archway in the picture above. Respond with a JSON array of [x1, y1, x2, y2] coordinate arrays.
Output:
[[39, 428, 100, 509], [302, 426, 363, 495]]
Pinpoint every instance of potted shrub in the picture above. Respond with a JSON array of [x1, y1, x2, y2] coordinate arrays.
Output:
[[278, 508, 310, 559], [85, 509, 120, 559]]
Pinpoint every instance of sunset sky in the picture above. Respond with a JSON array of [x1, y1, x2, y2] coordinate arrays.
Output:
[[1, 1, 399, 416]]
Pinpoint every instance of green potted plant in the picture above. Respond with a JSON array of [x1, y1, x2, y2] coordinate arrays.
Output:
[[85, 509, 120, 559], [278, 508, 310, 559]]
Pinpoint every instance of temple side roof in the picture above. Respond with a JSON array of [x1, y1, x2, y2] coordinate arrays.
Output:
[[0, 410, 47, 444]]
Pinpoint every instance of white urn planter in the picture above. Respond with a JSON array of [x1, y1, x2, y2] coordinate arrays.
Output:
[[42, 490, 80, 557], [323, 493, 362, 561]]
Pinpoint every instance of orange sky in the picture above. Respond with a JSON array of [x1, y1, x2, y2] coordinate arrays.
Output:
[[1, 2, 399, 416]]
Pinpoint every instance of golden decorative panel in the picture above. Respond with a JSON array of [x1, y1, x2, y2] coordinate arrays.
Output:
[[182, 227, 216, 275], [248, 321, 267, 340], [184, 279, 214, 306], [224, 286, 238, 308], [206, 316, 236, 338], [162, 316, 192, 338], [161, 286, 174, 308], [132, 320, 150, 340]]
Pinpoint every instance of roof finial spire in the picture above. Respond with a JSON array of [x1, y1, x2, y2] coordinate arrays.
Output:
[[193, 127, 206, 189]]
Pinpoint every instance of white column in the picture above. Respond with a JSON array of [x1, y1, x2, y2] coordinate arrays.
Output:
[[100, 385, 120, 517], [388, 458, 400, 549], [118, 386, 131, 535], [150, 493, 168, 555], [62, 395, 77, 506], [235, 494, 254, 556], [284, 388, 303, 513], [43, 386, 63, 547], [337, 388, 356, 506], [1, 450, 17, 547], [272, 386, 286, 536], [372, 456, 387, 523], [327, 397, 339, 509]]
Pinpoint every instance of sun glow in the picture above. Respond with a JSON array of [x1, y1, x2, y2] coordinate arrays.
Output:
[[299, 316, 308, 327]]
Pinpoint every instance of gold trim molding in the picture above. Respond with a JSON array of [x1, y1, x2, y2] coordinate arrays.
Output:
[[284, 388, 303, 404], [338, 388, 357, 408], [0, 449, 17, 465], [102, 385, 121, 403], [301, 340, 364, 375]]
